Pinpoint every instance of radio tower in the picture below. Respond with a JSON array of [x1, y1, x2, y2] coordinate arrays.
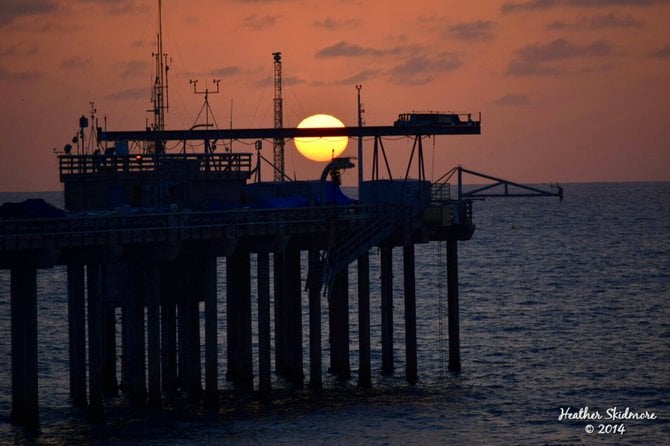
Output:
[[273, 52, 284, 181], [150, 0, 169, 153]]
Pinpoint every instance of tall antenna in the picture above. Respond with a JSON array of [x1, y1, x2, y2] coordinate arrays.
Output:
[[273, 52, 284, 181], [150, 0, 169, 153], [189, 79, 221, 154], [356, 85, 364, 196]]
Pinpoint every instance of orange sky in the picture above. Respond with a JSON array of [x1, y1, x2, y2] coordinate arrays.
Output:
[[1, 0, 669, 191]]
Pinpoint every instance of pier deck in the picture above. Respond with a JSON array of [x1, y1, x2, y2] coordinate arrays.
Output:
[[1, 197, 471, 426]]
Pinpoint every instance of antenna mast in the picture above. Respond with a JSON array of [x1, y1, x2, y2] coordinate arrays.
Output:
[[273, 52, 284, 181], [150, 0, 169, 153]]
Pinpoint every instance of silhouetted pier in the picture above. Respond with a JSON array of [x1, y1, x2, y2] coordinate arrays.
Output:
[[1, 193, 472, 426], [1, 117, 559, 427]]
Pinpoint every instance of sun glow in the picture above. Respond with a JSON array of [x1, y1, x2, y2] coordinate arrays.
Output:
[[294, 114, 349, 162]]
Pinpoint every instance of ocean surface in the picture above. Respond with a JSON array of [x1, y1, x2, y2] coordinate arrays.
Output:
[[0, 182, 669, 444]]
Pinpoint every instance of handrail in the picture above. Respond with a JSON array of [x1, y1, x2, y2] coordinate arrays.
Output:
[[0, 204, 393, 251], [58, 153, 253, 178]]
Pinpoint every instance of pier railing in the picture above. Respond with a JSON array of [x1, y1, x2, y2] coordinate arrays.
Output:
[[0, 204, 398, 252], [58, 153, 253, 180]]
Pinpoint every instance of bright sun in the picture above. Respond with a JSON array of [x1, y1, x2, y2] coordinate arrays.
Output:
[[294, 114, 349, 162]]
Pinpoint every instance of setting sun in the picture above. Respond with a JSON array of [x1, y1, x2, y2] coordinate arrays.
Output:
[[294, 114, 349, 162]]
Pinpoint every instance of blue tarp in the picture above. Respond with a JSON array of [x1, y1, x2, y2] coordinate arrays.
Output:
[[255, 195, 310, 209], [323, 182, 354, 205], [252, 182, 354, 208]]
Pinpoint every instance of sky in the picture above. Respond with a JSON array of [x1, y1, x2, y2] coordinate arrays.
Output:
[[1, 0, 669, 191]]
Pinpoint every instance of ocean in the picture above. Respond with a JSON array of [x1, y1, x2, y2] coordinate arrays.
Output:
[[0, 182, 668, 444]]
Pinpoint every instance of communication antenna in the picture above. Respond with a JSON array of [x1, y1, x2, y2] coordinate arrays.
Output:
[[190, 79, 221, 153], [356, 85, 365, 194], [273, 52, 284, 181], [148, 0, 170, 153], [86, 101, 101, 154]]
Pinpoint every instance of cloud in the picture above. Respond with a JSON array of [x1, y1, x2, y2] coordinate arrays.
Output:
[[507, 38, 612, 75], [501, 0, 559, 13], [388, 53, 461, 85], [209, 66, 242, 77], [567, 0, 656, 6], [502, 0, 658, 13], [506, 60, 562, 75], [61, 56, 93, 70], [283, 75, 308, 86], [114, 60, 150, 78], [491, 94, 532, 106], [648, 45, 670, 58], [315, 41, 404, 58], [336, 69, 384, 85], [0, 42, 39, 57], [78, 0, 148, 15], [313, 17, 360, 30], [547, 13, 644, 30], [446, 21, 496, 41], [516, 38, 611, 61], [243, 13, 279, 28], [0, 0, 58, 26], [103, 87, 147, 101], [0, 67, 42, 81]]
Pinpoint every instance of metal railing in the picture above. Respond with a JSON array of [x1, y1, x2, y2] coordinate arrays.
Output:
[[0, 204, 391, 251], [58, 153, 253, 179], [431, 182, 451, 203]]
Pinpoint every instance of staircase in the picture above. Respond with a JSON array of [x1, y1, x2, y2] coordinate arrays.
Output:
[[308, 208, 400, 297]]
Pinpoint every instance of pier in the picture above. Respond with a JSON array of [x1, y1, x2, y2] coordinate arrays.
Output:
[[0, 117, 561, 426]]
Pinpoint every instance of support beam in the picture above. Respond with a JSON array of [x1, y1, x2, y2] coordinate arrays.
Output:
[[380, 247, 394, 375], [403, 244, 417, 384], [203, 257, 219, 406], [283, 249, 304, 386], [447, 237, 461, 373], [87, 264, 105, 422], [67, 263, 87, 408], [308, 250, 322, 389], [257, 252, 272, 393], [126, 267, 147, 405], [226, 250, 253, 390], [102, 305, 118, 398], [273, 252, 286, 376], [101, 265, 118, 399], [357, 253, 371, 387], [10, 267, 39, 427], [120, 306, 129, 393], [160, 263, 178, 394], [183, 262, 202, 400], [329, 267, 350, 380], [145, 265, 161, 406]]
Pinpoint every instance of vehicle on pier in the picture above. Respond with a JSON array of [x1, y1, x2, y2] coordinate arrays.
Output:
[[394, 112, 473, 127]]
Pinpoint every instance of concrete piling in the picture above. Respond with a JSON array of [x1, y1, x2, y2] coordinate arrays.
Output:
[[283, 249, 304, 387], [257, 252, 272, 393], [203, 256, 219, 405], [226, 250, 253, 390], [403, 244, 417, 384], [145, 264, 162, 406], [380, 247, 395, 375], [10, 267, 39, 427], [86, 264, 105, 422], [357, 253, 371, 387], [329, 268, 350, 380], [447, 237, 461, 374], [67, 263, 87, 407], [308, 249, 322, 389]]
